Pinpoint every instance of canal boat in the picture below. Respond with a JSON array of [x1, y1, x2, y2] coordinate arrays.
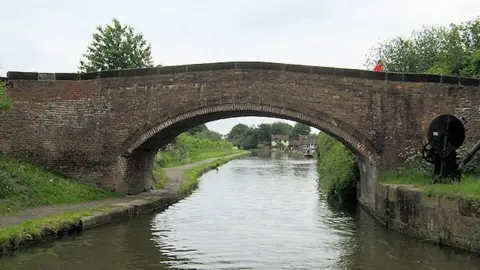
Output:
[[303, 149, 315, 158]]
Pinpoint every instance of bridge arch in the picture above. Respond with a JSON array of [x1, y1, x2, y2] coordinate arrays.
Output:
[[120, 102, 380, 204]]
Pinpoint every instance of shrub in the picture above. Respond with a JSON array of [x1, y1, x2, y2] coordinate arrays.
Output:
[[316, 133, 359, 203]]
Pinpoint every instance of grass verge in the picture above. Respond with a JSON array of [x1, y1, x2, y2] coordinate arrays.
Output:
[[152, 149, 246, 190], [380, 168, 480, 200], [0, 154, 121, 216], [160, 149, 242, 168], [178, 151, 251, 195], [152, 168, 167, 190], [0, 206, 113, 256]]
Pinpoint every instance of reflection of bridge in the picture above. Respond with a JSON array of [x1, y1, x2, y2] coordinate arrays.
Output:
[[1, 62, 479, 209]]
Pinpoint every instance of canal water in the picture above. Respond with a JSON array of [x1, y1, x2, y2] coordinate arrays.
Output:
[[1, 152, 479, 270]]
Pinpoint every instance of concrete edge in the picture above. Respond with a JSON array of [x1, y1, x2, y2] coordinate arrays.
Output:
[[367, 182, 480, 255]]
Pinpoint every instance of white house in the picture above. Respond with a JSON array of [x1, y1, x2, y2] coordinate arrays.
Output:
[[271, 134, 289, 149]]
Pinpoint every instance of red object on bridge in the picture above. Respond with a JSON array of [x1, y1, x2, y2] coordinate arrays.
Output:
[[373, 63, 384, 72]]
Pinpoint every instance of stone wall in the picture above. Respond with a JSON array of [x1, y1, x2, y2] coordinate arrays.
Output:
[[373, 183, 480, 253]]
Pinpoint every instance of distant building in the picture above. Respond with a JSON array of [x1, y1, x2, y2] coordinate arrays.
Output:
[[289, 135, 317, 152], [271, 134, 289, 149]]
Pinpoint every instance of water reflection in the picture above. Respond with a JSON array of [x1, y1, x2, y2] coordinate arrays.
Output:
[[1, 153, 479, 270]]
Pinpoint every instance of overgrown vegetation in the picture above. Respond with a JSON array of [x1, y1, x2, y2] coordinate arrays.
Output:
[[365, 16, 480, 77], [0, 206, 113, 255], [227, 122, 313, 149], [0, 154, 120, 216], [381, 145, 480, 200], [153, 133, 236, 169], [151, 132, 241, 190], [0, 81, 13, 115], [316, 133, 359, 203]]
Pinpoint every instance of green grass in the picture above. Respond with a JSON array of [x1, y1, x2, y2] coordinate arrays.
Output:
[[0, 206, 113, 255], [152, 149, 246, 190], [152, 168, 167, 190], [178, 151, 251, 195], [380, 168, 480, 200], [161, 149, 241, 168], [0, 154, 121, 216]]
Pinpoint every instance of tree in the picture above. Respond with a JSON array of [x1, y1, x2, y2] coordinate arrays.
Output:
[[193, 130, 223, 141], [79, 18, 154, 73], [227, 123, 251, 147], [364, 16, 480, 77], [187, 124, 208, 136], [290, 122, 311, 139], [0, 81, 13, 115], [256, 124, 272, 143], [271, 122, 293, 136]]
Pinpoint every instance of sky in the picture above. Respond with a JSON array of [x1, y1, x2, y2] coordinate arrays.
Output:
[[1, 0, 479, 135]]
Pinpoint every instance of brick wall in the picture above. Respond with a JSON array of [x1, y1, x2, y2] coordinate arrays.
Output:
[[1, 62, 479, 209]]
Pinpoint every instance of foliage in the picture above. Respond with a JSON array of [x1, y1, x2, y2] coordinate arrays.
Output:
[[153, 133, 235, 169], [271, 122, 293, 136], [191, 129, 223, 141], [316, 133, 358, 203], [0, 154, 120, 216], [365, 16, 480, 77], [290, 123, 311, 140], [227, 123, 251, 147], [381, 172, 480, 201], [186, 124, 208, 136], [152, 168, 166, 190], [256, 124, 273, 143], [387, 144, 480, 184], [79, 18, 154, 73], [226, 121, 314, 149], [0, 81, 13, 115]]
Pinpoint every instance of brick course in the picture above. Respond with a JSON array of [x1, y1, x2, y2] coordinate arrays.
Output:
[[1, 62, 479, 209]]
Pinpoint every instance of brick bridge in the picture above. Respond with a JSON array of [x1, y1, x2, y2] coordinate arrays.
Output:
[[1, 62, 479, 210]]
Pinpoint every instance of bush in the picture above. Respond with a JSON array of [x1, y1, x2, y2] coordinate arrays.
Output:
[[316, 133, 359, 203], [395, 144, 480, 178], [382, 144, 480, 185]]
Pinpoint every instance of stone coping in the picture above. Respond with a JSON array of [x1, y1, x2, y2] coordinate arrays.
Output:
[[5, 61, 480, 86]]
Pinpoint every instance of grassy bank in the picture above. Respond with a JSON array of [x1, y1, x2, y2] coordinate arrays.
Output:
[[0, 154, 120, 216], [152, 133, 242, 190], [381, 169, 480, 201], [380, 145, 480, 201], [0, 205, 115, 256], [178, 151, 251, 195], [316, 133, 359, 203], [154, 133, 238, 168]]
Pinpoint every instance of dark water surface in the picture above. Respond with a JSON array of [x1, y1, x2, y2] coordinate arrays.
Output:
[[2, 152, 479, 270]]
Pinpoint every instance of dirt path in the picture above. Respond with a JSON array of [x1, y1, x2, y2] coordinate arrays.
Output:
[[0, 153, 242, 228]]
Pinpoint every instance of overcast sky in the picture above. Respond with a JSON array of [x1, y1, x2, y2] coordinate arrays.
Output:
[[1, 0, 479, 134]]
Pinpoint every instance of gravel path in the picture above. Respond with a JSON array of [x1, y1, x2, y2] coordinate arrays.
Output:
[[0, 154, 240, 228]]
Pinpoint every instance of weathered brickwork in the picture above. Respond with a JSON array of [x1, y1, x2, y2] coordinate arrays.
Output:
[[0, 62, 479, 210]]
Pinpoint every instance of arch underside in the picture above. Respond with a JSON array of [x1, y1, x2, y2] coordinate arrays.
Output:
[[124, 103, 379, 165]]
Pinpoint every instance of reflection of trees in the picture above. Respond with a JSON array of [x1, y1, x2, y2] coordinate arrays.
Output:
[[291, 163, 311, 178]]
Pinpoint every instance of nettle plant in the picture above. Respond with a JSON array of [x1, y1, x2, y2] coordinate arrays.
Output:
[[398, 145, 480, 177], [398, 145, 431, 174]]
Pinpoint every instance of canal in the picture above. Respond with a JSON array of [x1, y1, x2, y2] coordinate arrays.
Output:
[[1, 152, 479, 270]]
